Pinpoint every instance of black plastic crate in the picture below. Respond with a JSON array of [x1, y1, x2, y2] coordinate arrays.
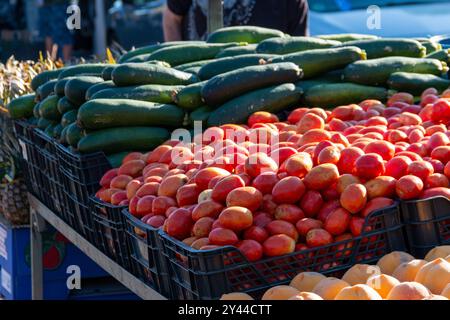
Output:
[[123, 209, 172, 298], [160, 202, 406, 300], [401, 196, 450, 259], [56, 144, 112, 243], [13, 119, 31, 142], [90, 196, 130, 268]]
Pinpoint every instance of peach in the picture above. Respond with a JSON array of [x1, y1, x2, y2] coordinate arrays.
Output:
[[415, 258, 450, 294], [220, 292, 254, 300], [424, 246, 450, 261], [392, 259, 427, 282], [334, 284, 382, 300], [261, 285, 300, 300], [313, 277, 350, 300], [288, 292, 323, 300], [290, 272, 326, 292], [386, 282, 430, 300], [262, 234, 296, 257], [304, 164, 339, 191], [340, 184, 367, 214], [218, 206, 253, 231], [226, 186, 262, 212], [376, 251, 415, 275], [342, 264, 381, 286]]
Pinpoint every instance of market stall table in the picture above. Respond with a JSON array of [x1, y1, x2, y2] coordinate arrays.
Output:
[[28, 194, 167, 300]]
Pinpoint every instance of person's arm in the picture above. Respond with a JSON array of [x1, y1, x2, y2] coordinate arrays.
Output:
[[163, 1, 192, 41], [287, 0, 309, 36], [163, 6, 184, 41]]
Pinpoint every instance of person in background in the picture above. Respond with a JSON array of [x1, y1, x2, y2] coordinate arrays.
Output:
[[163, 0, 309, 41], [37, 0, 74, 61]]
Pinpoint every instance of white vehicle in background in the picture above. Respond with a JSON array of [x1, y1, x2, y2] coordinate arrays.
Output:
[[308, 0, 450, 40]]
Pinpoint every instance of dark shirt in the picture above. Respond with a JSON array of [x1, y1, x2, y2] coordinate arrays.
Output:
[[167, 0, 309, 40]]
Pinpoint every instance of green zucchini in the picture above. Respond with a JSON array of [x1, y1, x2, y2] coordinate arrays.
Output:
[[37, 118, 53, 130], [207, 83, 303, 127], [256, 37, 341, 55], [52, 124, 64, 139], [44, 123, 58, 137], [147, 43, 243, 67], [416, 39, 442, 54], [66, 123, 85, 148], [33, 102, 41, 118], [216, 44, 258, 58], [270, 46, 366, 79], [426, 49, 450, 63], [175, 60, 214, 72], [126, 53, 152, 63], [85, 81, 116, 100], [343, 57, 448, 86], [182, 66, 202, 75], [58, 64, 106, 79], [54, 77, 74, 97], [36, 79, 57, 101], [202, 62, 303, 107], [107, 152, 130, 168], [336, 38, 426, 59], [102, 65, 115, 81], [39, 95, 61, 121], [31, 69, 64, 91], [189, 106, 214, 127], [174, 81, 207, 110], [198, 54, 274, 80], [207, 26, 285, 44], [317, 33, 379, 42], [77, 126, 170, 154], [387, 72, 450, 95], [77, 99, 185, 130], [64, 76, 104, 106], [7, 94, 35, 119], [57, 96, 77, 114], [90, 84, 182, 104], [112, 63, 198, 86], [59, 125, 69, 144], [61, 110, 78, 128], [304, 83, 388, 108], [118, 41, 204, 63]]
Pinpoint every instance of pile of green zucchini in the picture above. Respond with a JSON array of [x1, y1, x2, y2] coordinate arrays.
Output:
[[7, 26, 450, 157]]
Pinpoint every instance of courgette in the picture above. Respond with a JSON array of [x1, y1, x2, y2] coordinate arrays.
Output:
[[77, 126, 170, 154], [7, 94, 35, 119], [78, 99, 185, 130], [64, 76, 104, 105], [59, 126, 69, 144], [189, 106, 214, 126], [336, 38, 426, 59], [31, 69, 63, 91], [147, 43, 243, 66], [54, 77, 74, 97], [112, 63, 198, 86], [37, 118, 53, 130], [52, 124, 64, 139], [198, 54, 274, 80], [61, 110, 78, 128], [39, 95, 61, 121], [343, 57, 447, 86], [90, 84, 182, 104], [58, 64, 106, 79], [174, 81, 206, 110], [102, 65, 115, 81], [57, 96, 77, 114], [182, 66, 202, 75], [118, 41, 204, 63], [207, 26, 285, 44], [65, 123, 85, 148], [44, 123, 58, 137], [256, 37, 341, 55], [202, 62, 303, 107], [303, 83, 388, 108], [426, 49, 450, 63], [126, 53, 152, 63], [270, 46, 366, 79], [33, 102, 41, 118], [317, 33, 379, 42], [207, 83, 303, 127], [36, 79, 57, 101], [417, 39, 442, 54], [387, 72, 450, 95], [175, 60, 214, 72], [85, 81, 115, 100], [216, 44, 257, 58]]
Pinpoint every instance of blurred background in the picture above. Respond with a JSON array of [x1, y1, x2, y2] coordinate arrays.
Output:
[[1, 0, 450, 62]]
